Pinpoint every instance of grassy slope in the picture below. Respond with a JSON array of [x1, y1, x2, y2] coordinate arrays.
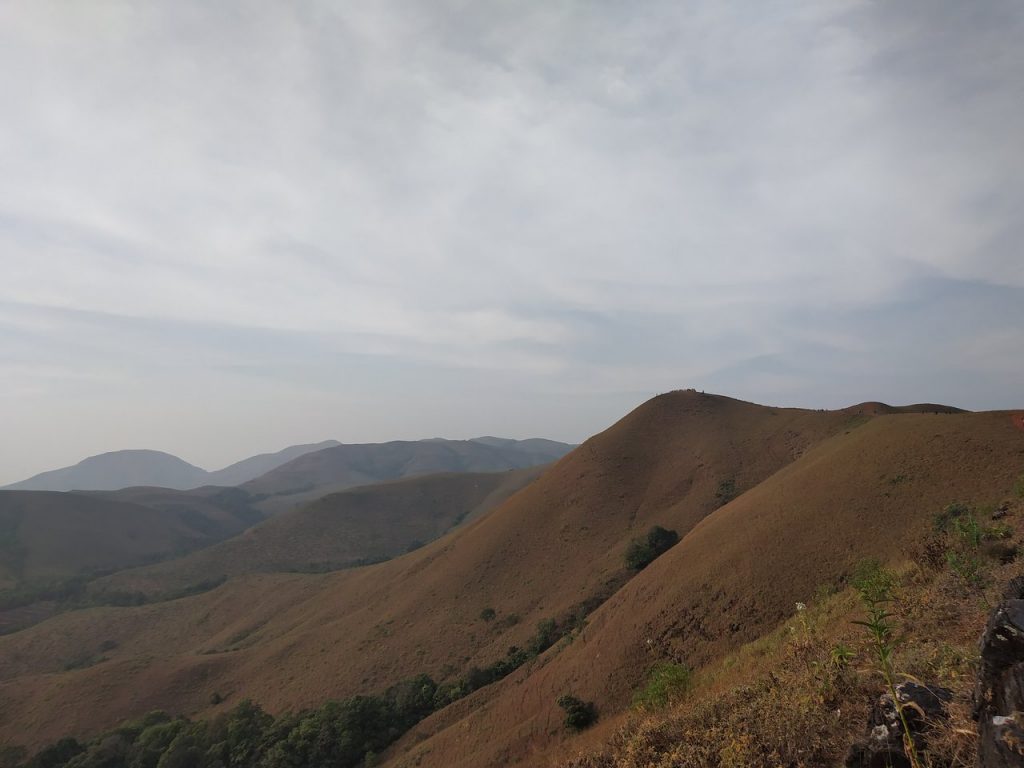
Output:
[[89, 468, 542, 597], [560, 508, 1024, 768], [386, 409, 1024, 768]]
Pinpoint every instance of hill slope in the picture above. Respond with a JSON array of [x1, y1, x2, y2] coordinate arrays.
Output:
[[90, 467, 543, 598], [392, 407, 1024, 767]]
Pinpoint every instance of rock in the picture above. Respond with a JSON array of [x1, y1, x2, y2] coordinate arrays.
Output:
[[845, 682, 952, 768], [974, 578, 1024, 766]]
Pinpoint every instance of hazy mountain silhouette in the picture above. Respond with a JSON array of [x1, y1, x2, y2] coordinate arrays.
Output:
[[2, 450, 209, 492], [4, 438, 570, 494], [4, 443, 344, 492]]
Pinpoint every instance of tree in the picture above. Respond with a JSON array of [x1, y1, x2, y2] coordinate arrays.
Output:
[[624, 525, 679, 571], [556, 695, 597, 731]]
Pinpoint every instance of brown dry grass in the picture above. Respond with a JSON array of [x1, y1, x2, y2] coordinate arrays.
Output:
[[560, 509, 1024, 768]]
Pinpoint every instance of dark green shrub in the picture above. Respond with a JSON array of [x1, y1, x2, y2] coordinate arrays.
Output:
[[26, 738, 83, 768], [527, 618, 559, 655], [479, 607, 496, 622], [556, 695, 597, 731], [0, 746, 27, 768], [624, 526, 679, 571]]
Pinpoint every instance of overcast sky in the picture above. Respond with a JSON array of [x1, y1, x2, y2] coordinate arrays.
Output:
[[1, 1, 1022, 484]]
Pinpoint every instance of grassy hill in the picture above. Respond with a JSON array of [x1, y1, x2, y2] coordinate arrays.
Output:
[[89, 467, 542, 598], [392, 407, 1023, 767], [1, 392, 1020, 768]]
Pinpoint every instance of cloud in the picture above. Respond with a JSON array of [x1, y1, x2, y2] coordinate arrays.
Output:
[[0, 0, 1021, 482]]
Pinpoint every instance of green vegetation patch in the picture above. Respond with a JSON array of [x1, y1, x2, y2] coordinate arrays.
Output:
[[633, 661, 692, 709]]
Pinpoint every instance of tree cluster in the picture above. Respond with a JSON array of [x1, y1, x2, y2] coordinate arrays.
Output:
[[623, 525, 679, 571], [18, 617, 573, 768]]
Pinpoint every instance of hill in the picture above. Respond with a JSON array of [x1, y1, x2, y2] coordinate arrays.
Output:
[[4, 443, 342, 493], [1, 393, 1020, 768], [90, 467, 542, 598], [242, 437, 574, 514], [3, 450, 208, 492], [203, 441, 341, 487], [392, 406, 1024, 767]]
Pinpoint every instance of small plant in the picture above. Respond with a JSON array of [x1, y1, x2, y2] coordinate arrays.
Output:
[[829, 643, 855, 670], [479, 607, 496, 622], [1015, 473, 1024, 499], [933, 502, 970, 532], [916, 533, 949, 571], [557, 694, 597, 731], [851, 558, 896, 604], [851, 561, 923, 768], [985, 522, 1012, 540], [950, 513, 982, 547], [934, 506, 1005, 591], [633, 661, 691, 709]]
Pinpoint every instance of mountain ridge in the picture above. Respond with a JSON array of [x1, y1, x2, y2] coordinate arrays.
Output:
[[3, 437, 573, 493]]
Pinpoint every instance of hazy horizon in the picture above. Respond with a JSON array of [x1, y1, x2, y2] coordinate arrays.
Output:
[[0, 389, 997, 486], [2, 1, 1022, 486]]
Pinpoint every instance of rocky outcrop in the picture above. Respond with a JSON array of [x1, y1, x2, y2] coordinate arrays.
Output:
[[974, 576, 1024, 767], [845, 682, 952, 768]]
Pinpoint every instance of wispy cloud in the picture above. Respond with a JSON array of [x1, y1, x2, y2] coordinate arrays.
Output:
[[0, 1, 1021, 482]]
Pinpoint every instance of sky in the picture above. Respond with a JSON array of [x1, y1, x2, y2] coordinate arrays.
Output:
[[1, 1, 1022, 484]]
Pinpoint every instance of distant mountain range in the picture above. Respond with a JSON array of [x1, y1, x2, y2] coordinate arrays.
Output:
[[2, 442, 339, 492], [2, 438, 573, 493]]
